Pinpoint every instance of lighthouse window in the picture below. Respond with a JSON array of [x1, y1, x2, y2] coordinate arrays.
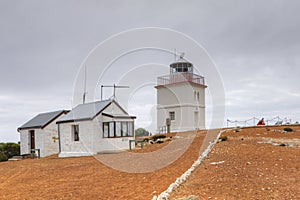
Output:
[[169, 112, 175, 120]]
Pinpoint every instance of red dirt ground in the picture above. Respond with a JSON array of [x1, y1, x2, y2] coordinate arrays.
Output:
[[170, 126, 300, 200], [0, 130, 212, 200], [0, 126, 299, 200]]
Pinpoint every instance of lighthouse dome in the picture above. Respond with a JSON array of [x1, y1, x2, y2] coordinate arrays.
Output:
[[170, 58, 193, 74]]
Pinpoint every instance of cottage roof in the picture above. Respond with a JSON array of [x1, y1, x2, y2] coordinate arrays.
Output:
[[18, 110, 68, 131], [56, 99, 131, 124], [102, 112, 136, 119]]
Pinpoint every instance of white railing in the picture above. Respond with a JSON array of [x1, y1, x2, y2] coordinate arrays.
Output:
[[157, 72, 205, 86]]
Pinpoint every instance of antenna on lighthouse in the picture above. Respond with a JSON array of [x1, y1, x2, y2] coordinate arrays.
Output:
[[174, 49, 177, 61], [179, 52, 185, 59]]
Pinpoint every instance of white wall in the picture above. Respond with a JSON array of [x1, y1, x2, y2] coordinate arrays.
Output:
[[19, 129, 29, 155], [19, 113, 66, 157], [59, 120, 96, 157], [59, 102, 135, 157], [42, 118, 61, 157], [157, 82, 206, 132], [19, 129, 44, 157]]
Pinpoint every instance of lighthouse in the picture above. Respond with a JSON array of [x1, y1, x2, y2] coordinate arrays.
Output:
[[155, 54, 207, 133]]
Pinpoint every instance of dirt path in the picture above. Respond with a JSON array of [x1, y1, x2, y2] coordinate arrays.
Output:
[[0, 130, 214, 199]]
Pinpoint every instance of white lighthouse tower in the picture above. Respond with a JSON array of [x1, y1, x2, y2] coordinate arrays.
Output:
[[155, 54, 207, 133]]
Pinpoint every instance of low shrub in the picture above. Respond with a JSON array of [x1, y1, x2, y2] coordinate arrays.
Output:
[[151, 134, 166, 141], [219, 135, 228, 141], [0, 152, 8, 162], [0, 142, 20, 162], [283, 127, 293, 132]]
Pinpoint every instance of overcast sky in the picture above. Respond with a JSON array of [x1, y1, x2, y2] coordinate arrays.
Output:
[[1, 0, 299, 142]]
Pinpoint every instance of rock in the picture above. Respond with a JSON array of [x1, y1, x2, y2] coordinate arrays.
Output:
[[8, 156, 23, 161], [281, 131, 287, 134], [176, 195, 200, 200], [156, 140, 164, 144], [210, 161, 225, 165], [149, 140, 154, 144]]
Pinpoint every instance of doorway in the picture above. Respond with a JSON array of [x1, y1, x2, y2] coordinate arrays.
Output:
[[29, 130, 35, 150]]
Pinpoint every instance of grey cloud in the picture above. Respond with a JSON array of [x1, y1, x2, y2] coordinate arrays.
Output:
[[0, 0, 300, 141]]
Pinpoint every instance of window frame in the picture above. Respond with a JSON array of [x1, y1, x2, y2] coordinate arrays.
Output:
[[169, 111, 175, 121], [72, 124, 80, 142], [103, 121, 134, 138]]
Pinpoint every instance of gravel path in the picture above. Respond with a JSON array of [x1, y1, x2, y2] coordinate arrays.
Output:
[[0, 130, 212, 199]]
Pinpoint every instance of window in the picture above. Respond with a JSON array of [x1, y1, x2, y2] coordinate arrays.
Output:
[[108, 122, 115, 138], [116, 122, 121, 137], [103, 122, 109, 138], [72, 125, 79, 141], [103, 121, 134, 138], [109, 122, 115, 137], [121, 122, 128, 137], [169, 112, 175, 120], [128, 122, 133, 136]]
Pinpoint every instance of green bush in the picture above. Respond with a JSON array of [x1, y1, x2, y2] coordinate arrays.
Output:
[[219, 135, 228, 141], [151, 134, 166, 141], [135, 128, 150, 137], [283, 127, 293, 132], [0, 142, 20, 161], [0, 152, 8, 162]]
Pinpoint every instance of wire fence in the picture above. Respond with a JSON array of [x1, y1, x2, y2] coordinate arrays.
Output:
[[226, 116, 297, 127]]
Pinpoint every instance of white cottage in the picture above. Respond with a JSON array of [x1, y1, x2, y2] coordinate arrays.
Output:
[[57, 99, 136, 157], [18, 110, 69, 157]]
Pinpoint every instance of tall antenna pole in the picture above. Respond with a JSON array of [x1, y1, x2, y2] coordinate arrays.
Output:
[[101, 85, 103, 101], [113, 84, 116, 98], [83, 65, 87, 104]]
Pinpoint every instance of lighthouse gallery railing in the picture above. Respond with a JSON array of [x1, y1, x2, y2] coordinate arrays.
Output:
[[157, 72, 205, 86]]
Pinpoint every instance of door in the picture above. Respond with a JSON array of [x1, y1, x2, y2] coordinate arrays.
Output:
[[29, 130, 35, 150]]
